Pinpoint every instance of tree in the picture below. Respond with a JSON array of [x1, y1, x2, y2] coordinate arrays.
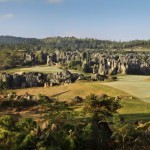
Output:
[[81, 63, 92, 73], [83, 94, 122, 150], [84, 94, 121, 121], [68, 61, 82, 70]]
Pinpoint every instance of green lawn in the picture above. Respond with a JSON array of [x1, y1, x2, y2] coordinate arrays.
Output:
[[13, 81, 150, 122], [3, 65, 84, 74], [124, 47, 150, 51], [3, 65, 62, 74], [119, 98, 150, 122], [2, 66, 150, 122]]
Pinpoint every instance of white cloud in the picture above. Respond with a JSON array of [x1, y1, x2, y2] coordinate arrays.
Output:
[[0, 13, 14, 20], [46, 0, 63, 4]]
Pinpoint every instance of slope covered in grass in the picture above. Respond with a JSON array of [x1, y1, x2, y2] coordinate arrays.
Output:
[[13, 80, 150, 122]]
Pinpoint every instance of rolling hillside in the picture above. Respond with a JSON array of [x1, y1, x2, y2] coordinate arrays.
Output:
[[0, 35, 150, 51], [0, 35, 38, 44]]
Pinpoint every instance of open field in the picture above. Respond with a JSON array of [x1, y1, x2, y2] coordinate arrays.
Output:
[[102, 75, 150, 103], [4, 65, 83, 74], [12, 79, 150, 122], [14, 81, 127, 101], [1, 64, 150, 122], [124, 47, 150, 51], [103, 75, 150, 121]]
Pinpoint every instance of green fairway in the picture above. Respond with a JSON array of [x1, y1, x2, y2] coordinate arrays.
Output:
[[124, 47, 150, 51], [4, 65, 84, 74], [102, 75, 150, 103], [13, 79, 150, 122], [2, 65, 150, 122], [102, 75, 150, 121], [118, 98, 150, 122], [4, 65, 62, 73]]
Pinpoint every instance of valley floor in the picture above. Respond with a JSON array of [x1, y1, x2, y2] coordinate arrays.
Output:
[[12, 76, 150, 121], [1, 75, 150, 122]]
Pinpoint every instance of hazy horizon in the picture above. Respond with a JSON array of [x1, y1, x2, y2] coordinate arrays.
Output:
[[1, 0, 150, 41], [1, 34, 150, 42]]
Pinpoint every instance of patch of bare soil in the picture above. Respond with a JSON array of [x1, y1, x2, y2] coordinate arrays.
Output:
[[0, 105, 48, 124]]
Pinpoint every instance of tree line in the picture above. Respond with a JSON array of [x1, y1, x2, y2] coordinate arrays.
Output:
[[1, 36, 150, 51]]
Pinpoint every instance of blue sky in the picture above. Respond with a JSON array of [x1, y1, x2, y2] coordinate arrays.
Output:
[[0, 0, 150, 41]]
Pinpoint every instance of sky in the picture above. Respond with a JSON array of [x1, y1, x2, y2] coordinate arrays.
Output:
[[0, 0, 150, 41]]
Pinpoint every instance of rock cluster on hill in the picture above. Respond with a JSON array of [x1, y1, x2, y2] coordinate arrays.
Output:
[[23, 50, 150, 75], [0, 69, 80, 89], [0, 69, 108, 89], [91, 52, 150, 75]]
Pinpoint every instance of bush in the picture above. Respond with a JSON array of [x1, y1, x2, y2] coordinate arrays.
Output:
[[0, 81, 8, 90], [81, 64, 92, 73], [0, 94, 150, 150], [0, 98, 38, 110], [68, 61, 82, 70]]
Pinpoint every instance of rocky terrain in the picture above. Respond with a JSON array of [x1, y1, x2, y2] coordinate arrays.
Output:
[[0, 69, 108, 89], [24, 50, 150, 75], [1, 49, 150, 89]]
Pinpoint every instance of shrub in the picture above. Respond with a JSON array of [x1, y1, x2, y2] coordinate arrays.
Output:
[[68, 61, 82, 70], [81, 64, 92, 73]]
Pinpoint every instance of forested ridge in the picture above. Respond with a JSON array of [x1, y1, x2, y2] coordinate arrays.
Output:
[[0, 35, 150, 51], [0, 36, 37, 44]]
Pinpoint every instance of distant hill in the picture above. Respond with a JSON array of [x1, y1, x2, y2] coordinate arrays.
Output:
[[42, 36, 150, 51], [0, 35, 150, 51], [0, 36, 38, 44], [0, 36, 42, 51]]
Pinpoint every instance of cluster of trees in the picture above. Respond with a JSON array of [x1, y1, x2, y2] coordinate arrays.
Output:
[[0, 35, 150, 70], [0, 50, 24, 69], [0, 93, 150, 150], [1, 36, 150, 51], [68, 60, 92, 73], [0, 36, 42, 51], [0, 36, 38, 44], [43, 37, 150, 51]]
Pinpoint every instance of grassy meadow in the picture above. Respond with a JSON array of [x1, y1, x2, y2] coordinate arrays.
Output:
[[1, 65, 150, 122], [124, 47, 150, 51], [13, 80, 150, 122], [3, 65, 84, 74]]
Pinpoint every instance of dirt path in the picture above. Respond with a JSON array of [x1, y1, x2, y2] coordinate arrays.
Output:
[[102, 75, 150, 102]]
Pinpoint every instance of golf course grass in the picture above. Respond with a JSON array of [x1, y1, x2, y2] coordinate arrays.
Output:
[[2, 66, 150, 122], [13, 80, 150, 122]]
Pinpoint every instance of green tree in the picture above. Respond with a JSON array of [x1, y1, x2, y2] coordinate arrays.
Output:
[[83, 94, 121, 150], [68, 61, 82, 70], [84, 94, 121, 121]]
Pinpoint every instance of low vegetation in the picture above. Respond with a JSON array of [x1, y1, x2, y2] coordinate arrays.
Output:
[[1, 36, 150, 51], [0, 93, 150, 150], [0, 35, 150, 149]]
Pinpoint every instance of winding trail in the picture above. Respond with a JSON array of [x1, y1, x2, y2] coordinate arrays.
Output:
[[102, 75, 150, 102]]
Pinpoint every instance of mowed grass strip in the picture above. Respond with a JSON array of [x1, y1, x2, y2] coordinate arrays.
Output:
[[119, 98, 150, 122], [4, 65, 62, 74], [4, 65, 84, 74]]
